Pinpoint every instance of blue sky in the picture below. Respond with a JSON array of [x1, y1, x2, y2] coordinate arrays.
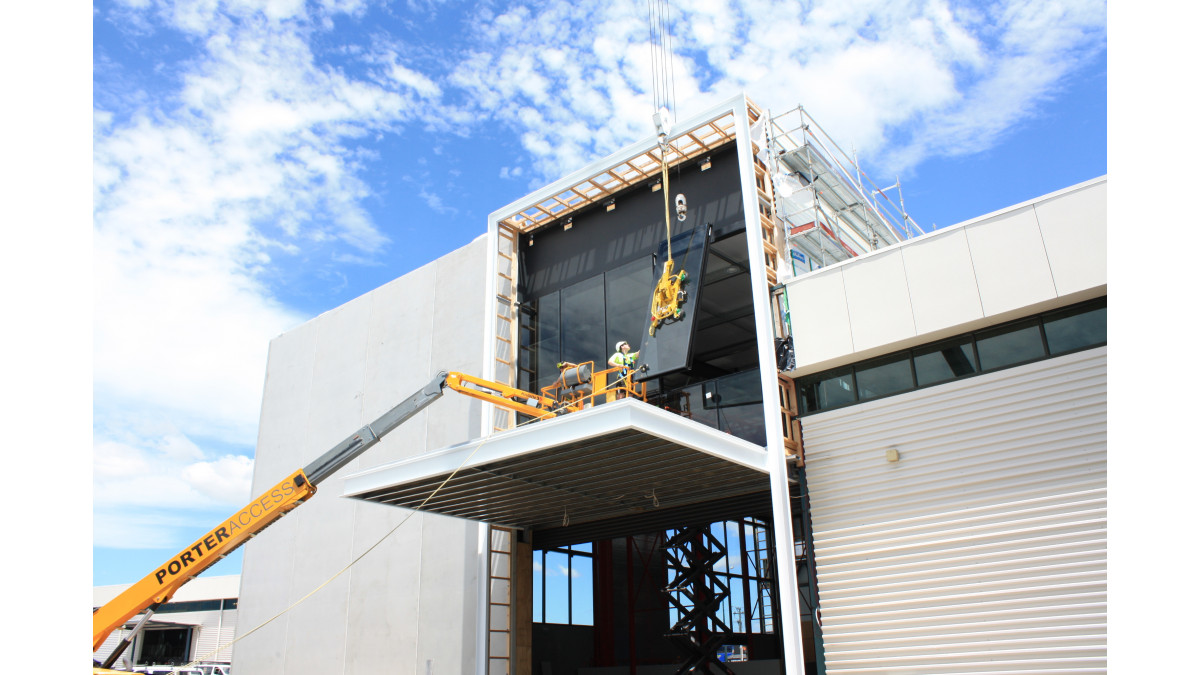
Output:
[[89, 0, 1106, 586]]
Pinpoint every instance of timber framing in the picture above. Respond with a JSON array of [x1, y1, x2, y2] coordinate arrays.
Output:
[[498, 111, 739, 233]]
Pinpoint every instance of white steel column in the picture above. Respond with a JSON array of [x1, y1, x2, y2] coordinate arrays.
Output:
[[732, 94, 806, 674], [477, 220, 501, 675]]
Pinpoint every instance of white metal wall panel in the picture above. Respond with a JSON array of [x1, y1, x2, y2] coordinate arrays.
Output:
[[191, 608, 237, 662], [94, 630, 126, 666], [783, 176, 1106, 376], [802, 348, 1106, 674]]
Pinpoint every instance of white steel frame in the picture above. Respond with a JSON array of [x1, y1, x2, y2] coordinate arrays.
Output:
[[479, 93, 808, 675]]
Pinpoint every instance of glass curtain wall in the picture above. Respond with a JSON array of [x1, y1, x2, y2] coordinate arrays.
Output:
[[522, 261, 654, 393]]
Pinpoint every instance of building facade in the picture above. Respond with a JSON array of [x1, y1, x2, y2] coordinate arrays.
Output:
[[235, 96, 1106, 674], [94, 574, 240, 670]]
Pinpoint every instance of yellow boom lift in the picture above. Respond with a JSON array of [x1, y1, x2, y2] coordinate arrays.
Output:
[[94, 366, 644, 671]]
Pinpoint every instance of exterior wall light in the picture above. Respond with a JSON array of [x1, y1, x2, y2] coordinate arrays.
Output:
[[606, 199, 617, 212], [652, 180, 662, 192], [563, 217, 573, 231], [700, 156, 712, 171]]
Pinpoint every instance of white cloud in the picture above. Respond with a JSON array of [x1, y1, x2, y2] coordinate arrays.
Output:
[[93, 2, 444, 548], [419, 188, 457, 215], [554, 564, 582, 578], [184, 454, 256, 504], [447, 0, 1104, 178], [93, 0, 1104, 554], [93, 428, 253, 549]]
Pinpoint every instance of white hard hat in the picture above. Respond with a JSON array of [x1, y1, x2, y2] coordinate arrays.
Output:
[[616, 341, 629, 350]]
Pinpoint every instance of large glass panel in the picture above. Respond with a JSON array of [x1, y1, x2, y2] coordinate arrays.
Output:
[[533, 550, 544, 623], [798, 367, 855, 413], [717, 401, 767, 445], [561, 275, 607, 368], [518, 303, 536, 391], [605, 258, 654, 361], [534, 293, 561, 392], [855, 354, 914, 401], [976, 320, 1045, 371], [1043, 304, 1107, 354], [139, 628, 190, 664], [729, 575, 747, 632], [711, 369, 763, 407], [678, 382, 719, 429], [570, 554, 593, 625], [542, 550, 570, 624], [914, 339, 978, 386]]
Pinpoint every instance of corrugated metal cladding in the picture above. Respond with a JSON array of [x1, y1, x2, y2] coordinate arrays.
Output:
[[92, 609, 238, 666], [802, 347, 1106, 674], [191, 607, 237, 662]]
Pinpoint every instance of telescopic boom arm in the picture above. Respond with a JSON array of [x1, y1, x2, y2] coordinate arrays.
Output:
[[93, 372, 451, 663]]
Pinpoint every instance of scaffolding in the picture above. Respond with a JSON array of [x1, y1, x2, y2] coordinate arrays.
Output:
[[759, 104, 925, 275]]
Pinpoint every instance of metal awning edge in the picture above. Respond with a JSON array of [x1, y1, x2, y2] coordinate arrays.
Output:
[[340, 399, 769, 499]]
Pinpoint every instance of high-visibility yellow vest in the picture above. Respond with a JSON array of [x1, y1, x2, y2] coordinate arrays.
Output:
[[611, 351, 637, 367]]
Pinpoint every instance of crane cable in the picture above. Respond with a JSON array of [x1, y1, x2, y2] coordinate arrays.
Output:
[[647, 0, 676, 263], [645, 0, 692, 338]]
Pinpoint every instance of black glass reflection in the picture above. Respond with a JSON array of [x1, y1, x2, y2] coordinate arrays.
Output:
[[561, 275, 606, 367], [976, 320, 1045, 371], [708, 369, 763, 408], [1043, 305, 1106, 355], [718, 402, 767, 445], [605, 257, 653, 358], [797, 298, 1106, 416], [673, 383, 719, 429], [664, 372, 766, 445], [534, 292, 561, 391], [799, 367, 855, 413], [855, 354, 914, 401], [914, 339, 978, 386]]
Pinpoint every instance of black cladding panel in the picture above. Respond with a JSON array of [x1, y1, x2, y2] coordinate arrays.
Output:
[[520, 143, 744, 297], [633, 224, 710, 381], [518, 142, 746, 387]]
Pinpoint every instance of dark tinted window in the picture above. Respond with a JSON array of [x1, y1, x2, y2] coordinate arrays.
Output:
[[1044, 304, 1106, 354], [534, 292, 561, 391], [680, 382, 719, 428], [156, 595, 232, 612], [914, 339, 977, 386], [561, 275, 606, 366], [711, 370, 766, 445], [799, 368, 855, 413], [976, 320, 1045, 371], [855, 354, 913, 401], [605, 258, 653, 359], [796, 298, 1105, 416], [139, 628, 191, 664], [710, 369, 763, 407]]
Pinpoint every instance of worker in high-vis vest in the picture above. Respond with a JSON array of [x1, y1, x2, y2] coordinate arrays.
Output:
[[609, 341, 639, 368], [608, 341, 639, 398]]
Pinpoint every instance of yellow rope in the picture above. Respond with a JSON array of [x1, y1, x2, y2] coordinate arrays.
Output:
[[661, 150, 672, 263]]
